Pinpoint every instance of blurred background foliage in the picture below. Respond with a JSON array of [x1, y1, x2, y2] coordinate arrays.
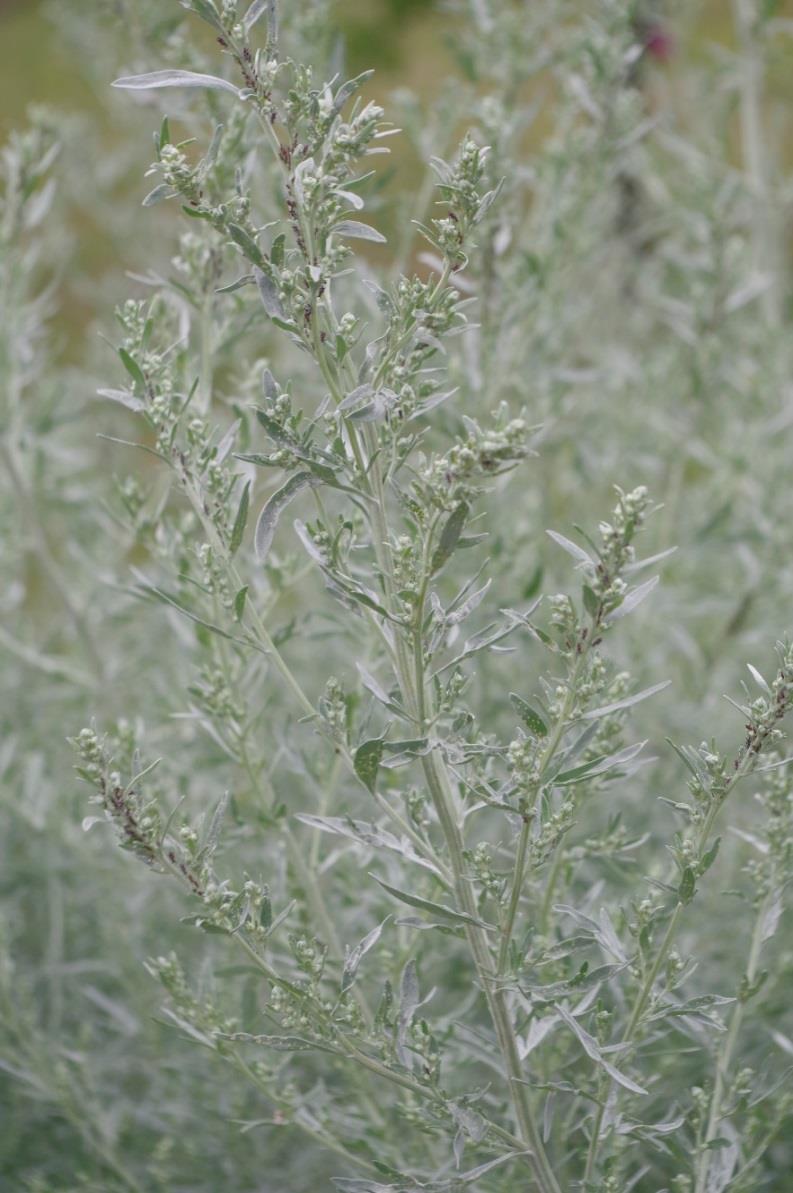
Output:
[[3, 0, 793, 338]]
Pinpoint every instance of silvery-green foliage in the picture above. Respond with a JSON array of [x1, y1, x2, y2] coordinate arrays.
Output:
[[3, 1, 793, 1190]]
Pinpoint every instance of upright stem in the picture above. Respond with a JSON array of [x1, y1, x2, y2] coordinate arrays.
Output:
[[407, 533, 560, 1193], [253, 111, 558, 1182], [417, 716, 561, 1193], [693, 890, 771, 1193], [584, 768, 749, 1182], [498, 657, 585, 977]]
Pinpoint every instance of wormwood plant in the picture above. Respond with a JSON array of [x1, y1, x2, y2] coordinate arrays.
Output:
[[62, 1, 793, 1189]]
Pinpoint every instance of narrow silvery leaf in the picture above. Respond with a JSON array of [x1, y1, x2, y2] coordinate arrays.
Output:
[[582, 680, 670, 721], [294, 815, 444, 878], [459, 1153, 531, 1183], [254, 472, 315, 562], [197, 122, 225, 179], [747, 663, 772, 695], [134, 579, 236, 641], [348, 394, 387, 422], [262, 368, 278, 400], [293, 518, 327, 564], [229, 480, 250, 556], [760, 896, 783, 943], [555, 740, 647, 785], [333, 220, 387, 244], [446, 579, 491, 626], [292, 157, 315, 207], [338, 384, 373, 414], [622, 1115, 686, 1138], [772, 1030, 793, 1057], [597, 907, 627, 963], [332, 1181, 392, 1193], [372, 875, 492, 929], [202, 791, 230, 858], [215, 273, 254, 294], [97, 388, 145, 413], [142, 183, 177, 207], [356, 662, 396, 709], [263, 898, 295, 939], [342, 917, 389, 994], [118, 348, 145, 388], [755, 755, 793, 773], [408, 388, 458, 419], [253, 267, 285, 319], [229, 225, 264, 266], [519, 1014, 559, 1059], [431, 501, 469, 575], [214, 418, 240, 463], [243, 0, 273, 34], [473, 177, 504, 224], [623, 545, 677, 574], [546, 529, 594, 567], [556, 1006, 647, 1095], [396, 959, 419, 1067], [112, 70, 242, 98], [179, 0, 224, 32], [333, 187, 364, 211], [603, 574, 660, 623], [333, 71, 374, 114]]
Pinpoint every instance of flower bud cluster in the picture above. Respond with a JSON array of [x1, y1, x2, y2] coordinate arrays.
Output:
[[189, 664, 245, 723], [426, 135, 491, 266], [740, 643, 793, 761], [590, 485, 651, 614], [159, 144, 200, 202], [744, 760, 793, 902], [319, 676, 348, 744], [465, 842, 503, 900], [420, 412, 529, 511], [325, 100, 386, 170], [290, 934, 327, 981], [74, 728, 163, 866], [529, 797, 576, 867], [148, 952, 236, 1038], [197, 541, 234, 609]]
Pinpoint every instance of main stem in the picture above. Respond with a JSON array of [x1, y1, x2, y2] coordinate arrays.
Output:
[[299, 171, 557, 1184], [403, 506, 560, 1193]]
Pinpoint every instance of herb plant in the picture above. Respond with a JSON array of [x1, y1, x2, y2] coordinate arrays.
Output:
[[3, 1, 793, 1190]]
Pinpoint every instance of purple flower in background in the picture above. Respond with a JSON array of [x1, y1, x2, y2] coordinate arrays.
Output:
[[645, 21, 675, 62]]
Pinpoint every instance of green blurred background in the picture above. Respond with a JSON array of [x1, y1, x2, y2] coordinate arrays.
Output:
[[3, 3, 793, 248], [2, 0, 793, 349], [0, 0, 450, 131], [4, 0, 793, 131]]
